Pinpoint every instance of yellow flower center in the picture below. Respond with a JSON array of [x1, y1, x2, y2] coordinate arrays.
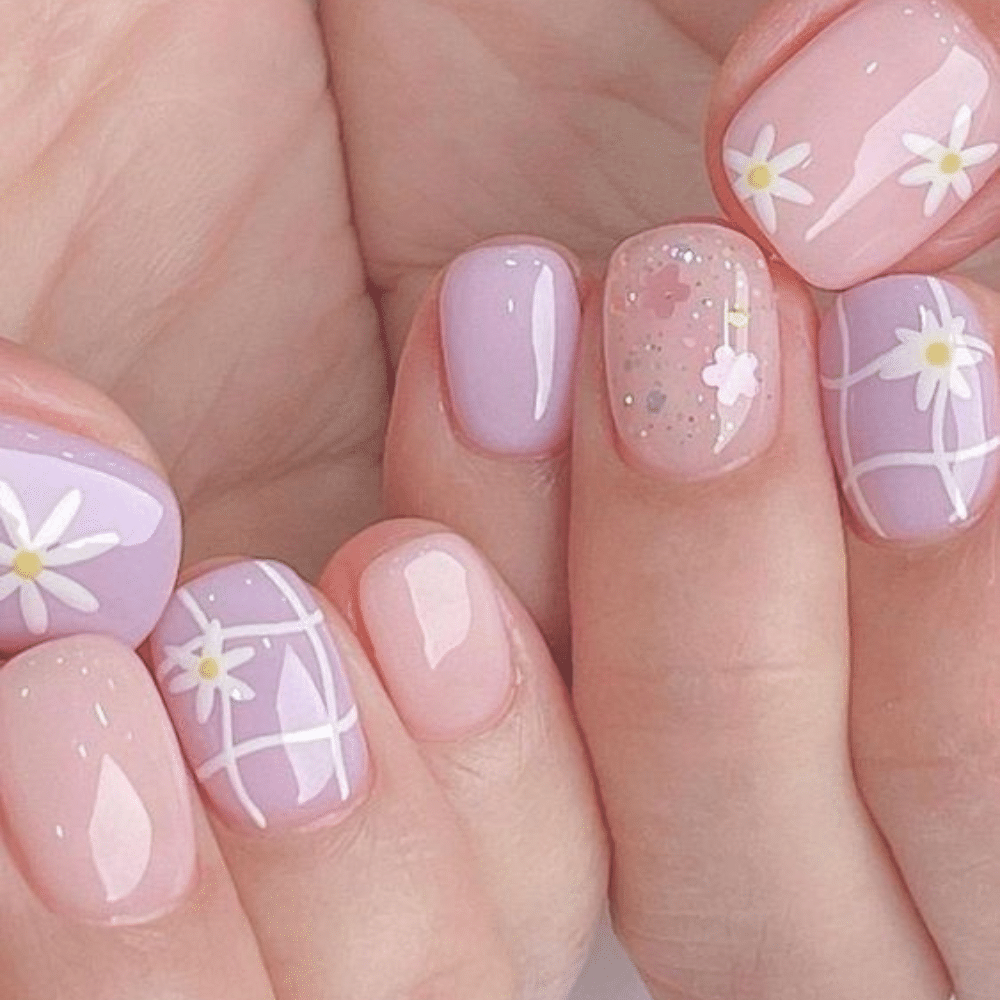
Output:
[[727, 307, 750, 329], [940, 152, 964, 175], [925, 341, 952, 367], [748, 164, 772, 190], [12, 550, 43, 581], [198, 657, 221, 681]]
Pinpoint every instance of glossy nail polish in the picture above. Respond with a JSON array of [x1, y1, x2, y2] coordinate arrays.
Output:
[[441, 244, 581, 455], [723, 0, 1000, 290], [150, 561, 368, 832], [605, 223, 780, 480], [820, 274, 999, 541], [0, 416, 181, 656], [0, 636, 196, 924], [359, 533, 514, 742]]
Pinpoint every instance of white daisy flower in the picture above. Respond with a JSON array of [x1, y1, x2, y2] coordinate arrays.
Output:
[[876, 289, 985, 412], [900, 104, 999, 218], [165, 617, 256, 725], [724, 124, 815, 235], [0, 485, 120, 635], [701, 345, 760, 407]]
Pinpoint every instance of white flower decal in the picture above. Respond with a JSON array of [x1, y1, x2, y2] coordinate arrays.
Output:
[[164, 617, 257, 725], [724, 124, 814, 235], [701, 345, 760, 407], [0, 486, 120, 635], [876, 288, 985, 412], [900, 104, 999, 218]]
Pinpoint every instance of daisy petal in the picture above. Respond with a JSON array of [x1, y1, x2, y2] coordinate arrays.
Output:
[[196, 684, 217, 725], [952, 347, 982, 367], [902, 132, 945, 158], [19, 582, 48, 635], [751, 124, 776, 162], [0, 482, 32, 547], [35, 570, 100, 613], [733, 176, 753, 200], [772, 177, 814, 205], [228, 678, 257, 703], [952, 170, 973, 202], [894, 325, 923, 344], [753, 191, 778, 235], [924, 179, 949, 218], [45, 532, 121, 567], [32, 489, 83, 549], [915, 370, 938, 412], [962, 142, 999, 166], [877, 344, 922, 380], [769, 141, 811, 174], [949, 368, 973, 400], [168, 672, 200, 694], [0, 572, 21, 604], [224, 646, 257, 670], [723, 148, 751, 172], [951, 104, 973, 150], [899, 162, 940, 187], [0, 541, 14, 562]]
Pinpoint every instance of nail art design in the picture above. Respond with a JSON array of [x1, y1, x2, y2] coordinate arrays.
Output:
[[605, 224, 779, 479], [724, 0, 1000, 289], [0, 417, 181, 656], [724, 124, 815, 235], [899, 104, 999, 216], [151, 561, 367, 831], [820, 275, 1000, 541]]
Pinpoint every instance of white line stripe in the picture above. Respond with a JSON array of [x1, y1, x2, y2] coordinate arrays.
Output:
[[219, 690, 267, 829], [257, 562, 352, 802], [178, 588, 211, 631], [843, 437, 1000, 486]]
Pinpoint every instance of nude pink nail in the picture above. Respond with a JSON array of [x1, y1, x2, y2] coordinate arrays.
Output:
[[723, 0, 1000, 290], [441, 244, 581, 456], [150, 561, 368, 832], [359, 533, 514, 742], [0, 636, 196, 925], [605, 224, 780, 480]]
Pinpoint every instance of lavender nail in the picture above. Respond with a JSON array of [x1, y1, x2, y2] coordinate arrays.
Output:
[[150, 561, 368, 832], [441, 244, 581, 456], [0, 416, 181, 655], [820, 275, 1000, 542]]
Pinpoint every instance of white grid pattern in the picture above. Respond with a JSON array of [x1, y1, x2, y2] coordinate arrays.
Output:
[[822, 279, 999, 538], [158, 561, 359, 829]]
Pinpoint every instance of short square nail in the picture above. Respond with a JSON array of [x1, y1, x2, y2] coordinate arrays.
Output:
[[605, 224, 780, 480], [724, 0, 1000, 290], [359, 533, 514, 742], [820, 275, 999, 541], [0, 636, 196, 924], [150, 560, 368, 832], [440, 244, 581, 456], [0, 416, 181, 656]]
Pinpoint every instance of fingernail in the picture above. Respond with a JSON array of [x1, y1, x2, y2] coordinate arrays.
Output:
[[605, 223, 780, 480], [440, 243, 581, 455], [0, 636, 196, 924], [359, 533, 514, 742], [820, 274, 999, 542], [0, 416, 181, 657], [723, 0, 1000, 290], [150, 560, 368, 832]]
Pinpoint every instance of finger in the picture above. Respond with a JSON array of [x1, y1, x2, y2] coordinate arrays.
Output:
[[571, 222, 948, 998], [149, 559, 516, 1000], [819, 273, 1000, 997], [383, 241, 583, 667], [0, 341, 180, 659], [707, 0, 1000, 291], [0, 635, 271, 999], [321, 519, 609, 995]]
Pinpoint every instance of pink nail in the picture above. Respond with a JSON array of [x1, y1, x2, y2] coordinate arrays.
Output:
[[723, 0, 1000, 290], [150, 561, 368, 832], [0, 636, 196, 925], [605, 224, 780, 480], [359, 533, 514, 742], [441, 244, 581, 455]]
